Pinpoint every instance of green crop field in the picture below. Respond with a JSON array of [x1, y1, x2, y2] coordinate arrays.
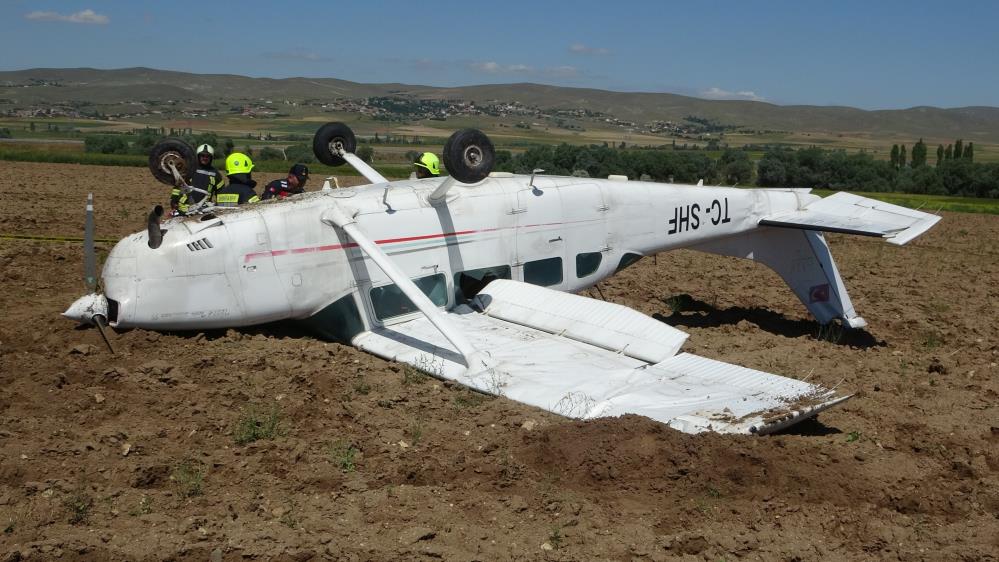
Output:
[[812, 190, 999, 215]]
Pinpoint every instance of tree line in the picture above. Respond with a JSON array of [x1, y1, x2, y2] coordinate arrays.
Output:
[[493, 141, 998, 198], [78, 130, 998, 198], [890, 138, 974, 169], [758, 142, 997, 198], [491, 144, 753, 185]]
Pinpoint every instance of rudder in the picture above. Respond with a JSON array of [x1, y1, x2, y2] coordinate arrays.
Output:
[[690, 227, 866, 328]]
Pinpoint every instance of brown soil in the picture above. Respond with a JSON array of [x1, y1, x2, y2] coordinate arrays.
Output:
[[1, 161, 997, 561]]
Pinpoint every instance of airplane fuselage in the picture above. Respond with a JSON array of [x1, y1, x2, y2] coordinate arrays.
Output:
[[98, 174, 815, 340]]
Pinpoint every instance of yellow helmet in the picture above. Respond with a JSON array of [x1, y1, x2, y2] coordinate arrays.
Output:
[[414, 152, 440, 176], [225, 152, 254, 175]]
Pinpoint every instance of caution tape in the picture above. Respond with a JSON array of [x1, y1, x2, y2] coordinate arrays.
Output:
[[0, 233, 118, 244]]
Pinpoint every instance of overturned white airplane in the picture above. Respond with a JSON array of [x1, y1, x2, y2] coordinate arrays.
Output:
[[65, 124, 940, 435]]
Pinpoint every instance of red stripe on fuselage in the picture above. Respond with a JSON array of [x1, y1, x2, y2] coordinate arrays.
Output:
[[243, 229, 481, 263], [240, 221, 579, 263]]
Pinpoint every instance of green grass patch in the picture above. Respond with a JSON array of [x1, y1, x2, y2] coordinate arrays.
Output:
[[0, 147, 146, 167], [813, 189, 999, 215], [452, 390, 489, 410], [329, 440, 358, 472], [63, 488, 94, 524], [234, 404, 284, 445], [171, 459, 206, 497], [128, 495, 153, 516], [401, 363, 429, 386]]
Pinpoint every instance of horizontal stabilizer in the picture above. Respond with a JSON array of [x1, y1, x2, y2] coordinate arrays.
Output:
[[352, 281, 850, 435], [760, 192, 941, 245]]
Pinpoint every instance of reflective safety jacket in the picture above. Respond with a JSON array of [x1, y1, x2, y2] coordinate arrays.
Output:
[[171, 166, 224, 213], [261, 179, 304, 200], [215, 175, 260, 207]]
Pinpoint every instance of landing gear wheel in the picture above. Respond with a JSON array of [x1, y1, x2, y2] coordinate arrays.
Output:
[[148, 138, 196, 185], [312, 122, 357, 166], [442, 128, 495, 183]]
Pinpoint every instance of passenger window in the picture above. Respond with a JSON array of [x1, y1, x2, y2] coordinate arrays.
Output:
[[370, 273, 448, 321], [454, 265, 512, 303], [616, 253, 643, 272], [575, 252, 602, 278], [524, 257, 563, 287]]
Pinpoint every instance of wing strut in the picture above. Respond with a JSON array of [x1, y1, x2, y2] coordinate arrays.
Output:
[[340, 152, 388, 184], [321, 204, 492, 375]]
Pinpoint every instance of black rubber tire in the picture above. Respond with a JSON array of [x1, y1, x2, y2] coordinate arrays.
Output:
[[442, 128, 495, 183], [148, 138, 196, 185], [312, 122, 357, 167]]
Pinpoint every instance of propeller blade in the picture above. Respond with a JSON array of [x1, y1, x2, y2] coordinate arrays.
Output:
[[94, 315, 116, 355], [84, 193, 97, 292]]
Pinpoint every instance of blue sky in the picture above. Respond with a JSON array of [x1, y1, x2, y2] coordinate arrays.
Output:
[[1, 1, 997, 109]]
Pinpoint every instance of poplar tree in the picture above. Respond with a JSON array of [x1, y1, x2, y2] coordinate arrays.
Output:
[[911, 138, 927, 168], [965, 142, 974, 161], [954, 139, 963, 159], [936, 144, 944, 166], [890, 144, 900, 168], [945, 144, 953, 160], [899, 145, 907, 168]]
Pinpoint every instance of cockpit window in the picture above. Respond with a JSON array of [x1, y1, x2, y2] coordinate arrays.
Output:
[[370, 273, 448, 321], [299, 294, 364, 343]]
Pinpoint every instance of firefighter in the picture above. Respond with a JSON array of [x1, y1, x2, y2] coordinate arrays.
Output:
[[216, 152, 260, 207], [413, 152, 440, 179], [170, 144, 223, 215], [261, 163, 309, 200]]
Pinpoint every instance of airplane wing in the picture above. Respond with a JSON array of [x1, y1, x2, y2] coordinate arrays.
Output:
[[760, 191, 941, 245], [352, 279, 850, 435]]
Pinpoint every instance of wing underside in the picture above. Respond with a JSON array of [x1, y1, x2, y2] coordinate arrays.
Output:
[[352, 280, 849, 435]]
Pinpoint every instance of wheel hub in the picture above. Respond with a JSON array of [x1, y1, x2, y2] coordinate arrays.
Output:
[[159, 151, 188, 174], [463, 146, 483, 167]]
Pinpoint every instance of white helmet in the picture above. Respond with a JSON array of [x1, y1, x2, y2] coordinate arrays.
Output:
[[196, 144, 215, 156]]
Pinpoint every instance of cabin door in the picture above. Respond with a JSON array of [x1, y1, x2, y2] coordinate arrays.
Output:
[[513, 185, 566, 290]]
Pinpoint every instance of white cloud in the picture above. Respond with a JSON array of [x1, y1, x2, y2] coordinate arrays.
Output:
[[569, 43, 609, 55], [548, 65, 579, 78], [469, 61, 534, 74], [468, 62, 580, 79], [700, 87, 766, 102], [25, 9, 109, 24], [264, 50, 333, 63]]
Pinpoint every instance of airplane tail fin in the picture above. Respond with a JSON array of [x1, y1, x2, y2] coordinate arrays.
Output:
[[689, 192, 940, 327], [691, 228, 867, 327]]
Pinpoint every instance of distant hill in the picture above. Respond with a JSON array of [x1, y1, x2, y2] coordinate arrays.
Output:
[[2, 67, 998, 142]]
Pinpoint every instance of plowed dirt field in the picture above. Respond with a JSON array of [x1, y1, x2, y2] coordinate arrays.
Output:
[[1, 161, 997, 561]]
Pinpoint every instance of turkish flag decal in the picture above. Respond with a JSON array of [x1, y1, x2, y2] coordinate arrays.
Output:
[[809, 283, 831, 303]]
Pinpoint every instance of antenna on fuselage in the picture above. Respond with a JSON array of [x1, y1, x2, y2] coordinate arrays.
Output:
[[529, 168, 544, 192], [321, 176, 339, 191]]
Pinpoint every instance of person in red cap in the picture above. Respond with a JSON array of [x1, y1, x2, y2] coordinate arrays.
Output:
[[261, 163, 310, 200]]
